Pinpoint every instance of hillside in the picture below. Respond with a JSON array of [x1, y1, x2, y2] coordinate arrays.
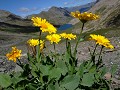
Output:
[[0, 10, 32, 29], [26, 6, 72, 25], [64, 1, 96, 12], [87, 0, 120, 30], [81, 0, 120, 30], [70, 0, 120, 33]]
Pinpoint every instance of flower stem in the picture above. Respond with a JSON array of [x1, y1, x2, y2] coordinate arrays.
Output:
[[39, 30, 42, 41], [91, 44, 98, 64], [73, 22, 85, 57], [92, 44, 98, 56], [66, 39, 68, 48], [98, 46, 104, 62], [53, 43, 56, 53]]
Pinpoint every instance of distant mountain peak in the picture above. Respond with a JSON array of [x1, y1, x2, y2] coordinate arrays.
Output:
[[26, 6, 72, 25]]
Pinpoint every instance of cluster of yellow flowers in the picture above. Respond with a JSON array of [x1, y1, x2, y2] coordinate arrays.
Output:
[[27, 39, 44, 50], [46, 34, 61, 44], [71, 11, 99, 23], [60, 33, 76, 40], [6, 12, 114, 62], [31, 17, 57, 34], [6, 47, 22, 62], [90, 34, 114, 49]]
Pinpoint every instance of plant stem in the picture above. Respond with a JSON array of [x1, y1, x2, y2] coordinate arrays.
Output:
[[73, 22, 85, 57], [66, 39, 68, 48], [39, 30, 42, 41], [53, 43, 56, 52], [92, 44, 98, 56], [98, 46, 104, 62], [91, 44, 98, 64]]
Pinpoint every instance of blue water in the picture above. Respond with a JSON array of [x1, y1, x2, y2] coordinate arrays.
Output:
[[58, 24, 73, 30]]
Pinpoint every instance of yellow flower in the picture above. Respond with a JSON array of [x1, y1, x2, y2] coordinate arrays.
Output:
[[46, 34, 61, 44], [60, 33, 76, 40], [31, 17, 57, 34], [41, 23, 57, 34], [71, 11, 99, 23], [39, 40, 45, 51], [27, 39, 39, 46], [71, 11, 81, 18], [6, 47, 22, 62], [90, 34, 114, 49], [31, 17, 48, 27]]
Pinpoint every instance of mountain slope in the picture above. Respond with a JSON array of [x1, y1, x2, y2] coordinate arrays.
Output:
[[86, 0, 120, 30], [64, 1, 96, 12], [0, 10, 32, 28], [26, 6, 72, 25], [70, 0, 120, 33]]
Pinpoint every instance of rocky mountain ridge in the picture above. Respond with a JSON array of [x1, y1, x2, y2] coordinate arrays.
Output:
[[26, 6, 72, 25], [64, 1, 96, 12]]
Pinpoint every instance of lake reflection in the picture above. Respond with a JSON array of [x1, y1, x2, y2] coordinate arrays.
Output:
[[58, 24, 72, 30]]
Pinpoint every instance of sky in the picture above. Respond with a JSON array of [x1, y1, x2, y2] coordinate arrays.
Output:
[[0, 0, 96, 17]]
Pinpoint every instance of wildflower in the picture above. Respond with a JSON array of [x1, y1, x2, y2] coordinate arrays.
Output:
[[39, 40, 45, 51], [90, 34, 114, 49], [6, 47, 22, 62], [27, 39, 39, 46], [71, 11, 99, 23], [46, 34, 61, 44], [31, 17, 57, 34], [60, 33, 76, 40], [31, 17, 48, 27], [41, 23, 57, 34]]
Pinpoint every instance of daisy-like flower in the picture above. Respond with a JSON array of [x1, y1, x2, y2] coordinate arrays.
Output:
[[31, 17, 57, 34], [60, 33, 76, 40], [71, 11, 99, 23], [27, 39, 39, 46], [41, 23, 57, 34], [6, 47, 22, 62], [31, 17, 48, 27], [46, 34, 61, 44], [90, 34, 114, 49]]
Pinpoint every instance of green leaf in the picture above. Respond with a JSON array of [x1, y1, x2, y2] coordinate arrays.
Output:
[[54, 82, 65, 90], [60, 74, 80, 90], [78, 62, 86, 77], [89, 65, 96, 73], [100, 66, 107, 77], [56, 60, 68, 75], [39, 65, 51, 76], [110, 64, 117, 76], [64, 51, 70, 63], [36, 45, 41, 62], [79, 38, 84, 42], [11, 72, 24, 85], [81, 73, 95, 87], [48, 84, 55, 90], [27, 53, 34, 62], [25, 83, 38, 90], [0, 73, 11, 88], [49, 68, 61, 80]]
